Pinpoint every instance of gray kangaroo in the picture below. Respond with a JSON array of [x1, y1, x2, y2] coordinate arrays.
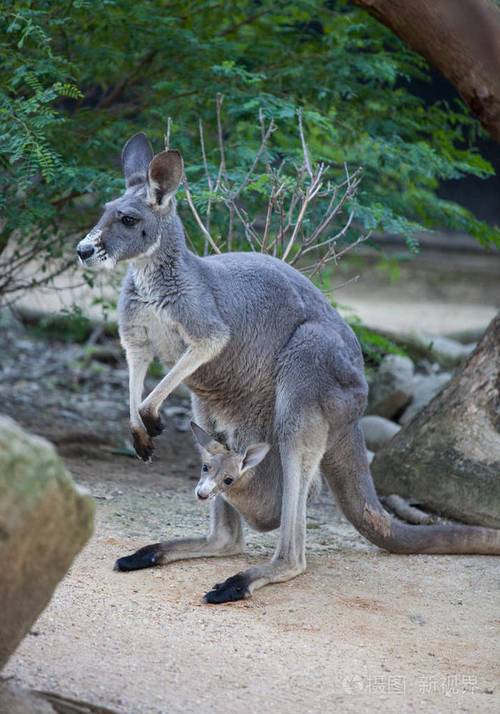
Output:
[[77, 133, 500, 604]]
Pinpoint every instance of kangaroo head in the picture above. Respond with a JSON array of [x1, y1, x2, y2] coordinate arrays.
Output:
[[190, 422, 270, 501], [76, 133, 184, 269]]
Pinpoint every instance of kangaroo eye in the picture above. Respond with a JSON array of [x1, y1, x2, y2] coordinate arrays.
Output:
[[121, 215, 138, 227], [223, 477, 233, 486], [202, 464, 209, 473]]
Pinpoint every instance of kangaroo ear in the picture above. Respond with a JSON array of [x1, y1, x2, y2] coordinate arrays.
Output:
[[240, 442, 270, 474], [147, 149, 184, 209], [190, 421, 224, 455], [122, 133, 154, 188]]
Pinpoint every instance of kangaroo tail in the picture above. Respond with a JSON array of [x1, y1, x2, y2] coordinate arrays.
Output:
[[322, 424, 500, 555]]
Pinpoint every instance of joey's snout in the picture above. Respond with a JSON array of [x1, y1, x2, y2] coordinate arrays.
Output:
[[195, 479, 217, 501]]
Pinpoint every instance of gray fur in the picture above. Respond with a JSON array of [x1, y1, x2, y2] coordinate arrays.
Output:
[[80, 134, 500, 604]]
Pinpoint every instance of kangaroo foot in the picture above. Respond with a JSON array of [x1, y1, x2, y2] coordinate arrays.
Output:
[[114, 543, 163, 571], [203, 572, 251, 604]]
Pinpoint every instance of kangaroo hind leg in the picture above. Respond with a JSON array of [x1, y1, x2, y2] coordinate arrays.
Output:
[[115, 496, 244, 571], [204, 403, 329, 604]]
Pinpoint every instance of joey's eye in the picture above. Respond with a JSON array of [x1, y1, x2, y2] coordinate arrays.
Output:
[[202, 464, 209, 473], [121, 215, 138, 227], [223, 477, 233, 486]]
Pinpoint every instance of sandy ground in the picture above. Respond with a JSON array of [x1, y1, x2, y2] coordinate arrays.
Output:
[[3, 425, 500, 714]]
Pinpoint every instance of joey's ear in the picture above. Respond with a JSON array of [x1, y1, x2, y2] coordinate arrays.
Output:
[[122, 133, 154, 188], [147, 149, 184, 209], [190, 421, 224, 455], [240, 443, 270, 474]]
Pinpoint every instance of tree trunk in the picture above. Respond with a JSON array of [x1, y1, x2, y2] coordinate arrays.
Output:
[[372, 313, 500, 527], [353, 0, 500, 144]]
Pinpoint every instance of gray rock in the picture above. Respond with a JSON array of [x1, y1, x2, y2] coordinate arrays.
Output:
[[400, 372, 452, 426], [0, 416, 94, 670], [372, 314, 500, 528], [427, 336, 475, 367], [368, 355, 415, 419], [446, 327, 486, 344], [416, 359, 441, 376], [361, 415, 401, 452], [405, 332, 475, 368]]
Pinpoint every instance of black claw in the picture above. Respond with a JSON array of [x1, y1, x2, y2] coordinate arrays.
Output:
[[203, 573, 250, 604], [137, 450, 153, 463], [141, 411, 164, 438], [114, 544, 162, 571], [135, 447, 154, 463], [131, 429, 154, 462]]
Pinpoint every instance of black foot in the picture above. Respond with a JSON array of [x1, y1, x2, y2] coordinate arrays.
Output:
[[203, 573, 251, 604], [114, 544, 162, 571], [131, 427, 154, 462], [140, 409, 164, 437]]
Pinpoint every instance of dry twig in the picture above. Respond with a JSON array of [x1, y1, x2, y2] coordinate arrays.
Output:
[[182, 103, 365, 278]]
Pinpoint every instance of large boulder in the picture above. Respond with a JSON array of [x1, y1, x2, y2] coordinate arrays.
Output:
[[372, 314, 500, 527], [0, 416, 94, 670]]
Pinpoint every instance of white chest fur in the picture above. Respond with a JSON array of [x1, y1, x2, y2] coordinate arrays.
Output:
[[136, 303, 187, 366]]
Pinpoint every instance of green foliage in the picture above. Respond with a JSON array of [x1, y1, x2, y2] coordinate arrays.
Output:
[[348, 317, 406, 368], [27, 306, 93, 343], [1, 0, 499, 299], [148, 358, 166, 380]]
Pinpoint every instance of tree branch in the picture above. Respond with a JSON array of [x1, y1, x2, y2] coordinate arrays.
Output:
[[353, 0, 500, 143]]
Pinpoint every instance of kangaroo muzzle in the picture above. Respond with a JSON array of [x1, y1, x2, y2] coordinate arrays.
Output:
[[77, 243, 95, 261], [76, 228, 115, 270]]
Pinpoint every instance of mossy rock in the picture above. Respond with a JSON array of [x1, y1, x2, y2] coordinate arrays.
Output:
[[0, 416, 94, 669]]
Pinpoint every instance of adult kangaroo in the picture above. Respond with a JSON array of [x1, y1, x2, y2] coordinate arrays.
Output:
[[77, 133, 500, 604]]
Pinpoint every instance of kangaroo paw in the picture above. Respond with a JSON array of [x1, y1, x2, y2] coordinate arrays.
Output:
[[203, 573, 251, 604], [114, 543, 163, 571], [131, 426, 154, 462], [139, 408, 164, 437]]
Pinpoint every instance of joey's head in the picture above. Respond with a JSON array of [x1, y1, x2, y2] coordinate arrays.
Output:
[[76, 133, 184, 269], [190, 422, 270, 501]]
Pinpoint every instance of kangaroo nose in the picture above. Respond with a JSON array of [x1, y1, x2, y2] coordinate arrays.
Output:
[[196, 489, 208, 500], [77, 244, 95, 261]]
